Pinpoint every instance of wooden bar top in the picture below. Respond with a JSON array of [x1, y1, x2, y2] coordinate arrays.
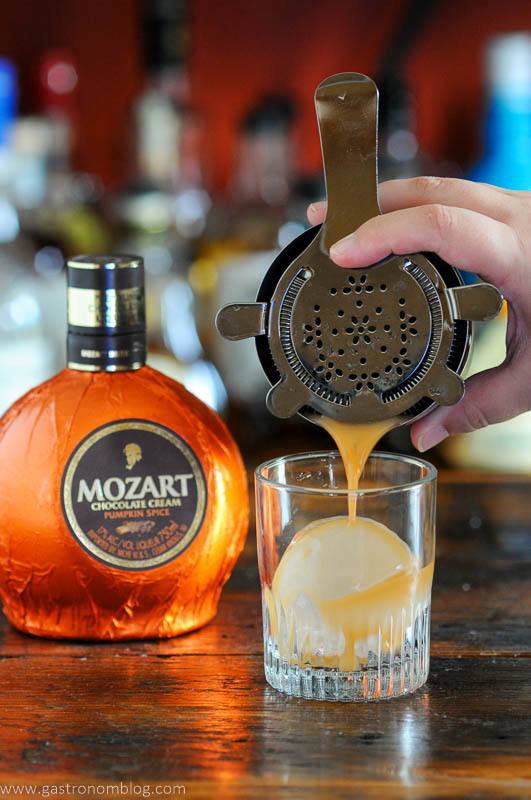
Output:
[[0, 470, 529, 798]]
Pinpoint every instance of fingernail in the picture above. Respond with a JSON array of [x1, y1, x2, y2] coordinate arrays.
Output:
[[330, 234, 355, 259], [417, 424, 449, 453], [308, 203, 318, 215]]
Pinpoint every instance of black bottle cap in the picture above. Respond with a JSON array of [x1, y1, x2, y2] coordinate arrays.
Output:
[[66, 255, 147, 372]]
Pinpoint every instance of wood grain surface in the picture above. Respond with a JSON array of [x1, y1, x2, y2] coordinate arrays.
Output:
[[0, 472, 529, 799]]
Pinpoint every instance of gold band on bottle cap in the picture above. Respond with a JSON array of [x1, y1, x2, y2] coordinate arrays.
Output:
[[66, 255, 145, 333], [67, 287, 145, 330]]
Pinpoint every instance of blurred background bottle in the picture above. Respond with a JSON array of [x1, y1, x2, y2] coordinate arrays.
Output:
[[0, 58, 63, 413], [0, 0, 530, 466], [115, 0, 224, 412], [444, 33, 531, 471], [189, 94, 326, 443], [470, 32, 531, 190]]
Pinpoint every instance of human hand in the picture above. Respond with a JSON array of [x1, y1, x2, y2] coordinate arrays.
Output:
[[308, 177, 531, 452]]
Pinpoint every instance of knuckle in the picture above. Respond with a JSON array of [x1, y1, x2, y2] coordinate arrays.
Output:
[[425, 203, 453, 239], [512, 226, 529, 262], [513, 202, 531, 246], [501, 190, 530, 224], [413, 175, 445, 198], [461, 398, 490, 432]]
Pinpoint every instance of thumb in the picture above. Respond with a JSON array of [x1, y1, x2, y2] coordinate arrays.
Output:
[[411, 360, 526, 452]]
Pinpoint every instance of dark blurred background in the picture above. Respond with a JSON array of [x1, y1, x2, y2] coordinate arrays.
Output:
[[0, 0, 530, 470], [2, 0, 530, 189]]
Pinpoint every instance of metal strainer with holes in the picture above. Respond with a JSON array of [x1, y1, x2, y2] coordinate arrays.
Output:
[[216, 73, 502, 425]]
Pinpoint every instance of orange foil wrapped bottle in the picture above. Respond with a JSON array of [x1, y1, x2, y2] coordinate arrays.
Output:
[[0, 255, 249, 639]]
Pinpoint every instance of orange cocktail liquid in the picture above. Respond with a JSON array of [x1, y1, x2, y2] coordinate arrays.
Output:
[[266, 418, 434, 672]]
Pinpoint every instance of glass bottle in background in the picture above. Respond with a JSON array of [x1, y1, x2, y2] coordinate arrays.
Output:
[[115, 148, 225, 413], [130, 0, 210, 239], [116, 0, 223, 412], [192, 96, 301, 427], [0, 58, 62, 413], [443, 33, 531, 471], [441, 301, 531, 473], [37, 49, 77, 182], [377, 75, 422, 181], [374, 0, 459, 185], [0, 57, 16, 180], [377, 72, 460, 184], [12, 50, 109, 256], [0, 57, 18, 236], [0, 244, 62, 414], [9, 51, 105, 391], [470, 32, 531, 190], [218, 95, 297, 251]]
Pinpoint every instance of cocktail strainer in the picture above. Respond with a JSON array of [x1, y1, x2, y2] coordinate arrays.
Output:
[[216, 73, 502, 424]]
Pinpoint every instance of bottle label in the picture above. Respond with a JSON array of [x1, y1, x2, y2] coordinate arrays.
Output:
[[61, 419, 207, 570]]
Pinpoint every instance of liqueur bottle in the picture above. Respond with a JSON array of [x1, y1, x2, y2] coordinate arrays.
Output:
[[470, 33, 531, 191], [0, 255, 249, 639]]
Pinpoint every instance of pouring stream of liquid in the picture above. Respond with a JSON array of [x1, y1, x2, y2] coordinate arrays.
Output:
[[269, 415, 434, 673], [316, 416, 398, 517]]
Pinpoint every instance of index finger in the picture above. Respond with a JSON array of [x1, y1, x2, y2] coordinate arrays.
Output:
[[379, 177, 513, 222], [308, 177, 513, 227], [329, 204, 521, 292]]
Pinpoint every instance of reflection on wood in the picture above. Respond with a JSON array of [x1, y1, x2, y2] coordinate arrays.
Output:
[[0, 470, 529, 796]]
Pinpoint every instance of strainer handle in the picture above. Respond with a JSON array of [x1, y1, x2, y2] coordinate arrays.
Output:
[[315, 73, 381, 252]]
